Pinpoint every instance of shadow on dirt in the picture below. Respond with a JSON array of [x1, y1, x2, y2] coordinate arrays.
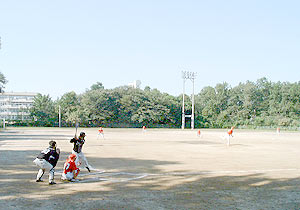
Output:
[[0, 134, 72, 141], [1, 148, 300, 210], [1, 129, 300, 210]]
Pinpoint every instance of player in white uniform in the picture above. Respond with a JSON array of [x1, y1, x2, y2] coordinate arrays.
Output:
[[70, 132, 91, 172], [97, 127, 105, 139]]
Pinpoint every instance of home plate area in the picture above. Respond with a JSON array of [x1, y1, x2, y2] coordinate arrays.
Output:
[[56, 170, 148, 183]]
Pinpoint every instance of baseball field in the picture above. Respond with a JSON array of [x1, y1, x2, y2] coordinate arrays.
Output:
[[1, 127, 300, 210]]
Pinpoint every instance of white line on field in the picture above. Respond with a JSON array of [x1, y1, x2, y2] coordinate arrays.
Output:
[[56, 168, 300, 183], [147, 168, 300, 176]]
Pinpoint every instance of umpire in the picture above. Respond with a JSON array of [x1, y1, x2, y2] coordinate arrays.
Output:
[[33, 140, 60, 185]]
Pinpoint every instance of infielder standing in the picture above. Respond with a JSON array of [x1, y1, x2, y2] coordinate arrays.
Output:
[[97, 127, 104, 139], [227, 126, 235, 146], [70, 131, 91, 172], [197, 129, 202, 138], [33, 140, 60, 185]]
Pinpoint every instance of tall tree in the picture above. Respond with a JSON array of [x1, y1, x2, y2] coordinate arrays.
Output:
[[81, 89, 118, 126], [30, 94, 56, 126], [90, 82, 104, 91], [57, 91, 82, 126], [0, 71, 8, 93], [26, 77, 300, 129]]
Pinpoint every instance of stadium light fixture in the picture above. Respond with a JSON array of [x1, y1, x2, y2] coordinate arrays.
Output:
[[181, 71, 197, 130]]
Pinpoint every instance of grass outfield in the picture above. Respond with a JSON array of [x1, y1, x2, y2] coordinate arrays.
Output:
[[1, 127, 300, 209]]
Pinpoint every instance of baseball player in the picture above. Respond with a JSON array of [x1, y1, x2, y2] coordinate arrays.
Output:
[[276, 127, 280, 135], [227, 126, 235, 146], [142, 126, 146, 133], [97, 127, 104, 139], [197, 129, 202, 138], [70, 131, 91, 172], [61, 154, 80, 182], [33, 140, 60, 185]]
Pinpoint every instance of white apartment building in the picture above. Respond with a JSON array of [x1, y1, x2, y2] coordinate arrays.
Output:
[[0, 92, 38, 120], [128, 80, 141, 89]]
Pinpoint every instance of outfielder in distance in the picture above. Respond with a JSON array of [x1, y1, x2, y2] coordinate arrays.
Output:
[[97, 127, 104, 139], [70, 131, 91, 172], [276, 127, 280, 134], [142, 126, 146, 133], [197, 129, 202, 138], [226, 126, 235, 146]]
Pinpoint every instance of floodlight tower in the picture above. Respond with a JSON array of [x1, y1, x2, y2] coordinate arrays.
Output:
[[181, 71, 197, 130]]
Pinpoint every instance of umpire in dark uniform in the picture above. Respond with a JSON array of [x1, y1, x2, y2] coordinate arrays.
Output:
[[33, 140, 60, 185]]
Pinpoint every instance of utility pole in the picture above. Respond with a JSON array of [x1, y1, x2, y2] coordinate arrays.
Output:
[[181, 71, 197, 130], [0, 37, 4, 130], [58, 105, 61, 128], [191, 76, 195, 130], [182, 78, 185, 129]]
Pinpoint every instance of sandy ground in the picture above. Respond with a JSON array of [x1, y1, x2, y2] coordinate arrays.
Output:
[[1, 127, 300, 210]]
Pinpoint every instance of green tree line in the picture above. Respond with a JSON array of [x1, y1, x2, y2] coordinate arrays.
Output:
[[28, 78, 300, 128]]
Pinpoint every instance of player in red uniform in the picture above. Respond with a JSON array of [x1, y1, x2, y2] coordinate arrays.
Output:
[[197, 129, 202, 138], [142, 126, 146, 133], [97, 127, 104, 139], [227, 126, 235, 146], [61, 154, 80, 182], [276, 127, 280, 134]]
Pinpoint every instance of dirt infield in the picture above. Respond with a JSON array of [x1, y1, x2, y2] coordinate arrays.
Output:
[[1, 127, 300, 210]]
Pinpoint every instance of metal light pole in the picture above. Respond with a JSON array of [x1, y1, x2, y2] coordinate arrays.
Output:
[[191, 76, 195, 130], [0, 38, 3, 129], [181, 71, 197, 130], [182, 78, 185, 129]]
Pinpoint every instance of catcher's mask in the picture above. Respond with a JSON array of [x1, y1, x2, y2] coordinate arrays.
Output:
[[69, 154, 77, 161]]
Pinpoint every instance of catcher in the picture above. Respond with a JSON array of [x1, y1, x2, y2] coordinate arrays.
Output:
[[61, 154, 80, 182]]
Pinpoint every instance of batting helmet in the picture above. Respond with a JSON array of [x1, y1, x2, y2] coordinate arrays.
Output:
[[49, 140, 56, 148]]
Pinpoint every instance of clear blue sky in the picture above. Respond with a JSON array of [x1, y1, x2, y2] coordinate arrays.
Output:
[[0, 0, 299, 99]]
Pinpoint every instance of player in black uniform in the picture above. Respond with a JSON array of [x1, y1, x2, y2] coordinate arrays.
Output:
[[33, 140, 60, 185], [70, 132, 91, 172]]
